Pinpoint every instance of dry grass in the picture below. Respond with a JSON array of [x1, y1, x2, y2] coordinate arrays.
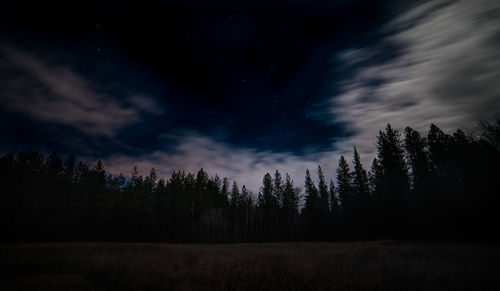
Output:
[[1, 241, 499, 290]]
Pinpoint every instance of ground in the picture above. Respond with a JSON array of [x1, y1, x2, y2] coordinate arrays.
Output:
[[1, 241, 499, 290]]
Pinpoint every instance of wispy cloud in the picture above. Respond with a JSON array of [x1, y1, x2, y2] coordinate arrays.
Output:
[[104, 0, 500, 192], [100, 133, 339, 194], [330, 0, 500, 164], [0, 46, 163, 137], [11, 0, 497, 195], [109, 0, 500, 192]]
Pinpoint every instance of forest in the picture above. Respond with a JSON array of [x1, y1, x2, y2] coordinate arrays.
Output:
[[1, 118, 499, 243]]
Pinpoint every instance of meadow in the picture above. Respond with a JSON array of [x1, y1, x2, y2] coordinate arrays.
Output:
[[1, 241, 499, 290]]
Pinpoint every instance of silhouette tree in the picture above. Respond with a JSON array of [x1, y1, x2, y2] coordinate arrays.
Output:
[[351, 147, 371, 236], [282, 173, 299, 239], [317, 166, 330, 215], [336, 156, 353, 220], [317, 166, 330, 238], [303, 169, 319, 239], [328, 179, 340, 238], [1, 118, 499, 243], [329, 179, 339, 217], [404, 126, 434, 233], [373, 124, 412, 236], [258, 173, 276, 240]]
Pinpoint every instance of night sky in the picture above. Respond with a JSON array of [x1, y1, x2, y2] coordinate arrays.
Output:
[[1, 0, 499, 191]]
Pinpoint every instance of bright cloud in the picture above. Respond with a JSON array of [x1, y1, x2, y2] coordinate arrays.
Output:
[[8, 0, 498, 195], [330, 0, 500, 164], [104, 0, 500, 193]]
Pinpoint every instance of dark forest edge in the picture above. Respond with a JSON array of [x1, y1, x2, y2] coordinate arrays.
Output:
[[1, 116, 499, 243]]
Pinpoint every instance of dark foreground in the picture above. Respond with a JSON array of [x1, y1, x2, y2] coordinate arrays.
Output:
[[1, 242, 499, 290]]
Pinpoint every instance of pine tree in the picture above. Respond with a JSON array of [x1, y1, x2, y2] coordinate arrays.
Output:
[[63, 154, 76, 182], [258, 173, 275, 211], [373, 124, 412, 235], [282, 173, 299, 215], [329, 179, 339, 217], [230, 181, 240, 241], [282, 173, 299, 239], [144, 168, 157, 192], [303, 169, 318, 215], [352, 147, 370, 204], [317, 166, 330, 214], [240, 185, 252, 241], [221, 177, 230, 202], [258, 173, 276, 240], [404, 126, 434, 229], [427, 124, 452, 172], [274, 170, 284, 209], [303, 169, 319, 238], [351, 147, 372, 236], [336, 155, 353, 217], [404, 127, 431, 191], [46, 150, 63, 176], [230, 181, 240, 208]]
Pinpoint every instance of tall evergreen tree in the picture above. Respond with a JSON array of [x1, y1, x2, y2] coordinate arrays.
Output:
[[274, 170, 284, 209], [329, 179, 339, 217], [373, 124, 412, 235], [404, 127, 434, 231], [282, 173, 299, 216], [230, 181, 240, 208], [351, 147, 371, 235], [317, 166, 330, 214], [63, 154, 76, 182], [352, 147, 370, 204], [427, 124, 452, 173], [258, 173, 276, 211], [258, 173, 276, 240], [336, 156, 353, 218], [303, 169, 319, 238], [281, 173, 299, 239], [303, 169, 318, 215], [404, 127, 431, 191]]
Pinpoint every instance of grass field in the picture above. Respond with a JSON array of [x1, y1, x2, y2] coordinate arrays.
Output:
[[1, 241, 499, 290]]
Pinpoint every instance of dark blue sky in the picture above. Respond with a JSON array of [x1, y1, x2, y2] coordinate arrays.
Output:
[[1, 0, 499, 191]]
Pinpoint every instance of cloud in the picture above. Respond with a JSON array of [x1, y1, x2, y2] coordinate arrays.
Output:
[[330, 0, 500, 165], [0, 46, 163, 137], [19, 0, 498, 196], [88, 0, 500, 195], [99, 133, 341, 195]]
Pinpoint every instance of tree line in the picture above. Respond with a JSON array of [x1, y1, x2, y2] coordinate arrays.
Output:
[[1, 117, 499, 242]]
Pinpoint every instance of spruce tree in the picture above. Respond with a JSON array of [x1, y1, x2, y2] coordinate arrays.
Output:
[[427, 124, 452, 172], [274, 170, 284, 209], [230, 181, 240, 209], [282, 173, 299, 239], [317, 166, 330, 215], [258, 173, 275, 211], [230, 181, 240, 241], [352, 147, 370, 205], [374, 124, 412, 235], [329, 179, 339, 217], [303, 169, 319, 239], [404, 127, 431, 191], [404, 126, 433, 230], [336, 155, 353, 218], [351, 147, 370, 234], [303, 169, 318, 215], [283, 173, 299, 215]]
